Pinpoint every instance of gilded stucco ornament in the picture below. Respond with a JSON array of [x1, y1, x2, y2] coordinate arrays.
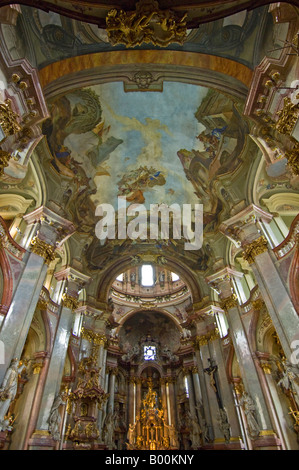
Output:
[[221, 294, 238, 311], [106, 0, 187, 48], [242, 236, 268, 264], [62, 293, 79, 311], [275, 97, 299, 135], [285, 143, 299, 175], [30, 236, 56, 265], [81, 327, 107, 347], [0, 99, 21, 141], [196, 328, 220, 348], [0, 150, 12, 176]]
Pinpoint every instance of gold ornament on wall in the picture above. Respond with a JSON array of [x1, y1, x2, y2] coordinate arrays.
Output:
[[30, 236, 56, 265], [285, 143, 299, 175], [0, 98, 21, 142], [0, 149, 12, 176], [275, 97, 299, 135], [221, 294, 238, 311], [62, 293, 79, 311], [242, 236, 268, 264], [106, 0, 187, 48]]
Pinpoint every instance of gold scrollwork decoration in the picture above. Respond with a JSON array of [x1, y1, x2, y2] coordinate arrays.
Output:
[[0, 149, 12, 176], [260, 362, 272, 375], [221, 294, 238, 311], [242, 236, 268, 264], [275, 97, 299, 135], [196, 327, 220, 348], [30, 236, 56, 265], [252, 298, 265, 312], [285, 143, 299, 175], [81, 327, 108, 347], [0, 98, 21, 141], [62, 293, 79, 311], [106, 0, 187, 48]]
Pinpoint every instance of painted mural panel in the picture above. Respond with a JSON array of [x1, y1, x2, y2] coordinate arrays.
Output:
[[42, 82, 247, 239]]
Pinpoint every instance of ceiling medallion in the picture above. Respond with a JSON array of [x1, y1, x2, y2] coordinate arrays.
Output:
[[106, 0, 187, 48]]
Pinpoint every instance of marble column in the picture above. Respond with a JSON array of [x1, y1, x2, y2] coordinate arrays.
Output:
[[184, 368, 196, 417], [136, 378, 142, 419], [128, 376, 136, 425], [206, 266, 281, 449], [107, 367, 117, 414], [220, 203, 299, 361], [208, 329, 242, 443], [197, 338, 222, 442], [193, 347, 214, 442], [34, 266, 90, 439], [166, 378, 176, 428], [160, 378, 169, 425], [0, 206, 74, 385]]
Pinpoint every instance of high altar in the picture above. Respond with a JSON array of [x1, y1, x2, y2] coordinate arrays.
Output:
[[127, 378, 179, 450]]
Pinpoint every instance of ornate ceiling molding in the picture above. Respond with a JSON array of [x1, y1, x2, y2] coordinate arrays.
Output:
[[39, 49, 252, 101]]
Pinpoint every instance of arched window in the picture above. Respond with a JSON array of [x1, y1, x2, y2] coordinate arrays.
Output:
[[141, 264, 154, 286]]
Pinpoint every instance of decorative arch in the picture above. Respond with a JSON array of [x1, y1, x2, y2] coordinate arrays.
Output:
[[137, 362, 163, 377], [115, 306, 184, 334], [96, 255, 202, 306]]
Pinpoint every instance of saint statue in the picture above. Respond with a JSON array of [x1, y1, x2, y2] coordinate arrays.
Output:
[[0, 358, 26, 429], [103, 406, 116, 448], [277, 360, 299, 409], [48, 393, 66, 441], [239, 392, 260, 439], [217, 408, 231, 444]]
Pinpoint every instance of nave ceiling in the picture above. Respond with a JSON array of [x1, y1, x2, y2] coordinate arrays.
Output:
[[0, 1, 298, 306]]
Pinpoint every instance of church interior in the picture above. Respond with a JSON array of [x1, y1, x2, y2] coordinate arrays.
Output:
[[0, 0, 299, 451]]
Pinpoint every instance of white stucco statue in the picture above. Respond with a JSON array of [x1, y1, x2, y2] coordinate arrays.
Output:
[[0, 358, 26, 430]]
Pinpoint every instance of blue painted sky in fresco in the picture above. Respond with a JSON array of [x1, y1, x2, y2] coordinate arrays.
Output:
[[67, 81, 209, 209]]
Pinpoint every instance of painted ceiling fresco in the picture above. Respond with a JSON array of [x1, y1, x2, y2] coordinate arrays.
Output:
[[42, 81, 248, 239], [118, 310, 181, 353]]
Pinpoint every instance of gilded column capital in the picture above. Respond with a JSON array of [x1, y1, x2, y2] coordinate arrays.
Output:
[[33, 362, 44, 375], [30, 236, 56, 265], [81, 327, 108, 347], [37, 298, 48, 310], [128, 376, 137, 384], [252, 298, 265, 311], [221, 294, 238, 312], [260, 361, 272, 375], [275, 97, 299, 136], [109, 367, 119, 376], [197, 334, 209, 347], [0, 149, 12, 176], [196, 328, 220, 347], [242, 236, 268, 264], [0, 98, 21, 141], [285, 142, 299, 176], [165, 376, 176, 384], [62, 293, 79, 311]]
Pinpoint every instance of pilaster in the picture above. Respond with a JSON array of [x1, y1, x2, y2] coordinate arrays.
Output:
[[220, 203, 299, 361], [206, 266, 281, 449]]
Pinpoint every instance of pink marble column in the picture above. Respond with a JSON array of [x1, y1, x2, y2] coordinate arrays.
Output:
[[206, 266, 281, 449], [220, 203, 299, 361]]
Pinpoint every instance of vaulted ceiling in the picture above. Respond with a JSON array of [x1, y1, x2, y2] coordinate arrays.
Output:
[[1, 0, 298, 305]]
